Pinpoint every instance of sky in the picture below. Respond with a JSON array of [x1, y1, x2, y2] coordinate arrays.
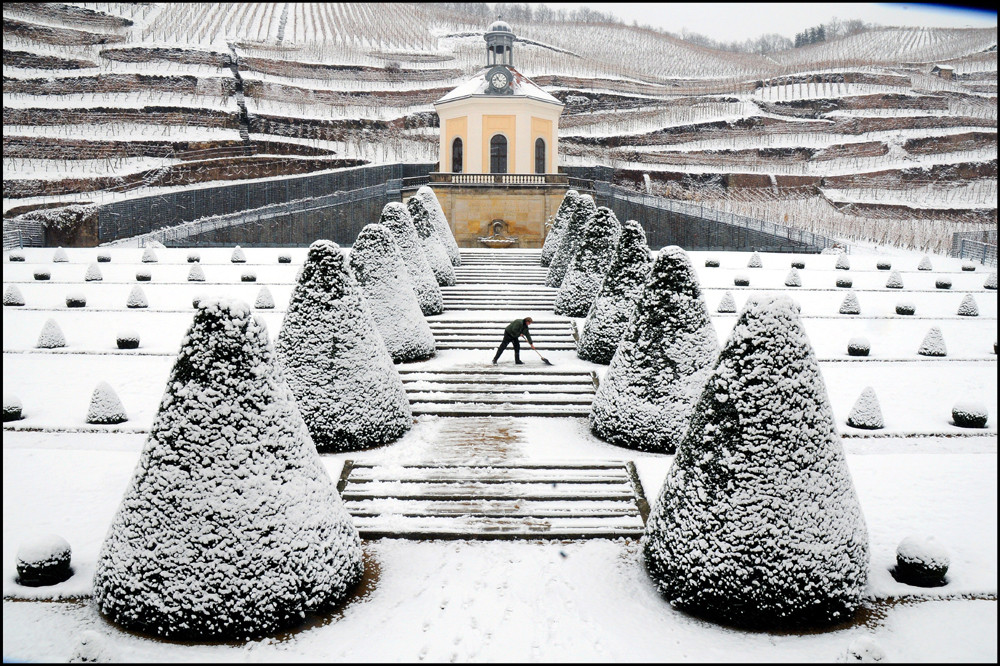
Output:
[[533, 3, 997, 42]]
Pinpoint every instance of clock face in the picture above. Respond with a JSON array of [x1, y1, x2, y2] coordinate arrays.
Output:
[[491, 72, 508, 89]]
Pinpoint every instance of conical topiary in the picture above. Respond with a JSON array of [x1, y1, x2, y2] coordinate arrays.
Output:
[[847, 386, 884, 429], [37, 319, 66, 348], [784, 268, 801, 287], [590, 246, 719, 453], [717, 291, 736, 313], [86, 382, 127, 424], [839, 291, 860, 315], [414, 186, 460, 267], [140, 247, 157, 263], [4, 284, 25, 306], [917, 255, 932, 271], [577, 220, 652, 364], [276, 240, 412, 451], [554, 207, 622, 317], [378, 203, 443, 316], [350, 224, 435, 363], [643, 295, 869, 630], [835, 254, 850, 270], [53, 247, 69, 263], [917, 327, 946, 357], [985, 272, 997, 290], [407, 195, 456, 287], [84, 263, 102, 281], [957, 294, 978, 316], [254, 286, 275, 309], [93, 298, 363, 640], [747, 251, 763, 268], [126, 286, 148, 309], [885, 270, 903, 289], [547, 194, 597, 287], [188, 264, 206, 281], [541, 190, 579, 267], [231, 245, 246, 263]]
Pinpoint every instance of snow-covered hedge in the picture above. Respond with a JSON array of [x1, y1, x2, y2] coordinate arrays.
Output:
[[414, 185, 460, 267], [952, 401, 988, 428], [885, 270, 903, 289], [747, 251, 762, 268], [547, 194, 597, 287], [84, 263, 102, 281], [34, 270, 50, 281], [9, 251, 25, 262], [350, 224, 435, 364], [126, 286, 148, 309], [917, 327, 946, 356], [892, 536, 949, 587], [643, 295, 869, 629], [590, 246, 718, 453], [576, 220, 651, 364], [895, 301, 915, 316], [378, 203, 443, 316], [961, 263, 976, 272], [956, 294, 978, 316], [791, 260, 805, 269], [839, 292, 860, 315], [276, 240, 412, 451], [241, 271, 257, 282], [3, 394, 23, 422], [93, 298, 363, 639], [86, 382, 127, 424], [704, 258, 720, 268], [985, 272, 997, 290], [717, 291, 736, 313], [847, 387, 883, 429], [37, 319, 66, 348], [917, 256, 932, 271], [116, 330, 140, 350], [835, 254, 850, 270], [187, 252, 200, 263], [188, 264, 206, 281], [16, 534, 72, 587], [135, 269, 151, 281], [876, 260, 891, 270], [4, 285, 25, 306], [836, 277, 853, 288], [278, 253, 292, 264], [847, 337, 870, 357], [53, 247, 69, 263], [66, 292, 87, 308], [541, 190, 579, 267], [733, 274, 749, 286], [140, 247, 157, 263], [784, 268, 801, 287], [230, 245, 246, 263], [554, 207, 622, 317], [407, 195, 456, 287], [254, 286, 275, 309]]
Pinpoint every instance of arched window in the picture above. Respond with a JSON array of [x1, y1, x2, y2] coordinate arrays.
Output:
[[490, 134, 508, 174], [451, 137, 463, 173], [534, 137, 546, 174]]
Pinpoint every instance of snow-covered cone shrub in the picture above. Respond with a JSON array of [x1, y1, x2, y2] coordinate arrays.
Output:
[[116, 330, 139, 349], [577, 220, 652, 364], [836, 277, 853, 288], [126, 286, 148, 309], [547, 194, 597, 287], [37, 319, 66, 348], [917, 255, 932, 271], [34, 270, 50, 280], [745, 251, 762, 268], [985, 272, 997, 290], [917, 327, 946, 357], [135, 269, 151, 281], [839, 292, 861, 315], [254, 286, 275, 309], [734, 274, 749, 286], [9, 251, 25, 262], [277, 240, 412, 450], [895, 301, 915, 315], [885, 270, 903, 289], [4, 284, 25, 306], [876, 260, 891, 270], [704, 258, 720, 268], [717, 291, 737, 313], [278, 253, 292, 264], [350, 224, 435, 363], [835, 254, 850, 270], [53, 247, 69, 262], [846, 636, 887, 662], [93, 298, 364, 639], [961, 263, 976, 272], [952, 401, 988, 428], [791, 260, 805, 269], [957, 294, 979, 316], [69, 630, 114, 663], [241, 271, 257, 282], [590, 246, 718, 453], [847, 387, 883, 429], [554, 207, 622, 317], [187, 264, 205, 281], [414, 185, 461, 267], [86, 382, 127, 424], [84, 263, 102, 281], [140, 247, 157, 263], [407, 194, 456, 286], [847, 337, 870, 357], [231, 245, 246, 263], [541, 190, 579, 267], [892, 536, 949, 587], [66, 292, 87, 308], [784, 268, 802, 287], [378, 203, 443, 315], [16, 534, 72, 586], [186, 252, 200, 263], [3, 394, 23, 421], [643, 295, 869, 630]]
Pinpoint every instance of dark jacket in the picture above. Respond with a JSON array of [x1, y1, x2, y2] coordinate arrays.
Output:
[[504, 318, 533, 344]]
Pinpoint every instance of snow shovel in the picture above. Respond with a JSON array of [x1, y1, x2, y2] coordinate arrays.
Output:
[[530, 345, 553, 366]]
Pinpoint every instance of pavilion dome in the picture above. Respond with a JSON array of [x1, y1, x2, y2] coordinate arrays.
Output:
[[488, 19, 513, 34]]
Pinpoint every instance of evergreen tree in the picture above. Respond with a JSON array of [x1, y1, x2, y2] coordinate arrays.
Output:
[[378, 203, 444, 316], [414, 186, 461, 267], [407, 195, 456, 287], [554, 207, 622, 317], [541, 190, 580, 267], [546, 194, 597, 287]]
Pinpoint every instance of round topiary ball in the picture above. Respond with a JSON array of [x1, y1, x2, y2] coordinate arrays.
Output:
[[876, 260, 891, 271], [935, 278, 952, 289], [241, 271, 257, 282], [16, 534, 72, 587], [734, 274, 749, 286], [961, 263, 976, 272], [836, 277, 853, 288], [791, 260, 805, 269], [34, 270, 51, 281], [895, 302, 915, 315], [116, 330, 140, 350], [66, 293, 87, 308], [847, 337, 870, 357], [9, 251, 26, 262], [952, 401, 988, 428], [891, 536, 949, 587], [704, 258, 720, 268], [97, 253, 111, 263], [278, 253, 292, 264], [187, 252, 201, 263], [135, 270, 151, 282], [3, 394, 23, 422]]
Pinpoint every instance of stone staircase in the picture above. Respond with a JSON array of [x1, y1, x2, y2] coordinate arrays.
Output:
[[428, 318, 577, 350]]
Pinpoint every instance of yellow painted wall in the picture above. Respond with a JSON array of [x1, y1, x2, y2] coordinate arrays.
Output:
[[444, 116, 467, 172], [531, 116, 554, 173], [481, 115, 516, 173]]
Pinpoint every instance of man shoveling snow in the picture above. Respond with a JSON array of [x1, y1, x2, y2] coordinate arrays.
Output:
[[492, 317, 536, 365]]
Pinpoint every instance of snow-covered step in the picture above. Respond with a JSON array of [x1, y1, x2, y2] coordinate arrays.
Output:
[[344, 499, 639, 518], [435, 341, 577, 349], [343, 480, 634, 501], [407, 392, 594, 405], [351, 515, 645, 540], [409, 403, 592, 417], [401, 383, 595, 393]]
